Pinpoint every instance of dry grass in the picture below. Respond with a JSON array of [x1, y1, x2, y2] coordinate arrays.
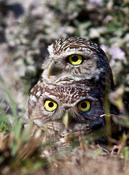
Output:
[[0, 128, 129, 175]]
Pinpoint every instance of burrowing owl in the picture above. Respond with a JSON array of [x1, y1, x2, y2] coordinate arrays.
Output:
[[28, 82, 105, 135], [28, 37, 114, 136], [42, 37, 114, 92]]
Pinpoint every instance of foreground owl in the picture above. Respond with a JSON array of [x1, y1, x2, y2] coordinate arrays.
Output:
[[42, 37, 114, 92], [28, 81, 105, 136]]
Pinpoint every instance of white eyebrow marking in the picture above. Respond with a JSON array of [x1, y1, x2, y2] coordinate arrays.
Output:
[[30, 95, 37, 102], [36, 91, 41, 97]]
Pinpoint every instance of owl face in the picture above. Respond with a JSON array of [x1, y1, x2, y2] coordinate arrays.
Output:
[[28, 83, 105, 134], [42, 37, 112, 88]]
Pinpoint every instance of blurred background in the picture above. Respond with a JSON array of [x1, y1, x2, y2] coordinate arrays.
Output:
[[0, 1, 129, 174], [0, 0, 129, 115]]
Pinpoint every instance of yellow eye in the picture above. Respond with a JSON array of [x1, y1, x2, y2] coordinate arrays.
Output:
[[44, 99, 57, 112], [78, 100, 91, 112], [68, 54, 83, 65]]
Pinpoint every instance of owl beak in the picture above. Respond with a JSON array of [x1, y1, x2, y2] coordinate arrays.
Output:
[[62, 111, 71, 129], [48, 62, 63, 77]]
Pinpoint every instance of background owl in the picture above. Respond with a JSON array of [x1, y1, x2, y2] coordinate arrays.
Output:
[[42, 37, 114, 93]]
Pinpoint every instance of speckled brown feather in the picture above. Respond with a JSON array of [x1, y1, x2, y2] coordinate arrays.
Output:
[[28, 37, 114, 141]]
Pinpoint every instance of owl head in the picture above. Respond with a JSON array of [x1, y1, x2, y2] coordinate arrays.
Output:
[[28, 82, 105, 135], [42, 37, 114, 90]]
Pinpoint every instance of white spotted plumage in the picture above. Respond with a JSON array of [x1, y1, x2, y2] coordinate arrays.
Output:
[[28, 37, 114, 138]]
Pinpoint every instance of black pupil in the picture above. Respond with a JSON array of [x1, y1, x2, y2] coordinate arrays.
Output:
[[48, 102, 54, 108], [72, 56, 78, 62], [81, 102, 87, 108]]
